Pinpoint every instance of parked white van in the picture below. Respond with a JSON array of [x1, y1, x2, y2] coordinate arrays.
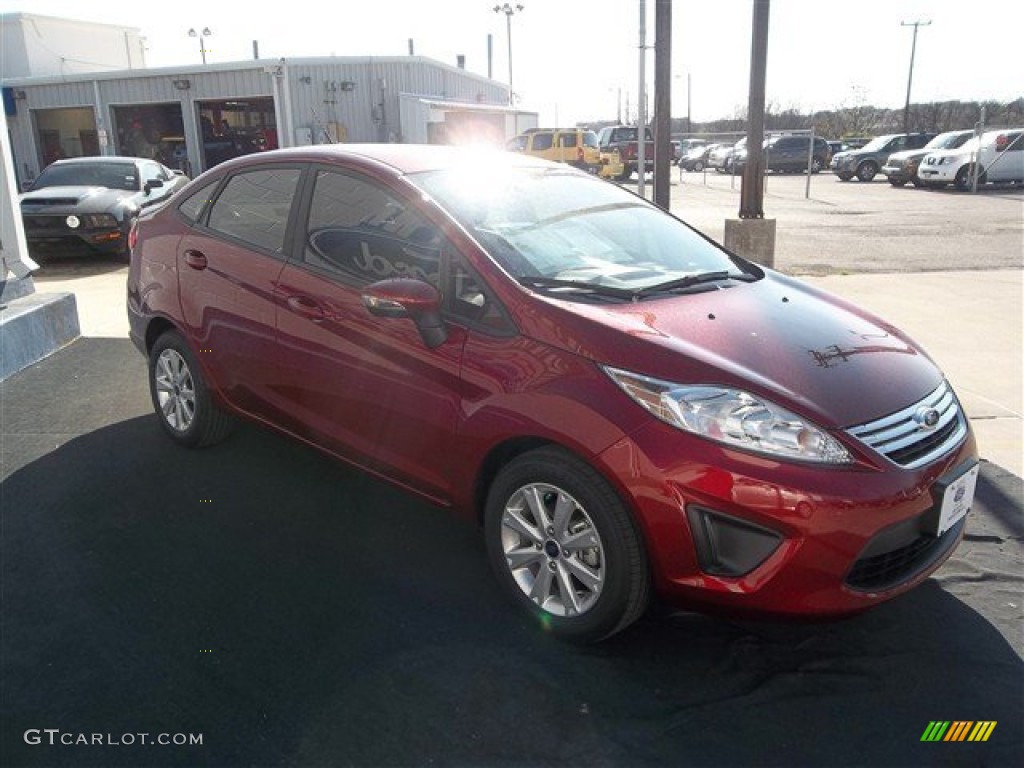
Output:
[[918, 129, 1024, 189]]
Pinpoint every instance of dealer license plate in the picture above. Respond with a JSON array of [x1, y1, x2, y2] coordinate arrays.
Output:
[[935, 463, 979, 536]]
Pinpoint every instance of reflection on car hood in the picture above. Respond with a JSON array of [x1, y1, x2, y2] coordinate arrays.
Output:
[[527, 273, 942, 428], [20, 185, 137, 213]]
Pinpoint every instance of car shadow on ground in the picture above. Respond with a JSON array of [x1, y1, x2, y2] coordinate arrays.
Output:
[[2, 407, 1021, 767]]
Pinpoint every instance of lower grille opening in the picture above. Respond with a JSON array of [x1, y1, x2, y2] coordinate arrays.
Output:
[[846, 518, 964, 592]]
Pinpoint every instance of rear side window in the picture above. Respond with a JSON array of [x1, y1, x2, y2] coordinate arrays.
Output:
[[206, 167, 302, 254], [177, 180, 220, 224], [558, 133, 577, 148]]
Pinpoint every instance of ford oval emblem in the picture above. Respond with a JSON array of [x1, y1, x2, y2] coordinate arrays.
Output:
[[914, 406, 941, 430], [954, 486, 966, 503]]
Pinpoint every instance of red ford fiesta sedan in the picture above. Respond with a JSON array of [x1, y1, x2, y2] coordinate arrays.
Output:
[[127, 145, 978, 642]]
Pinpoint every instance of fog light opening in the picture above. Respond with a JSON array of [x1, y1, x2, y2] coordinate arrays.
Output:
[[686, 506, 784, 577]]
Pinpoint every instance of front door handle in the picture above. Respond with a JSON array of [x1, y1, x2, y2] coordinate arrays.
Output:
[[183, 249, 208, 270], [286, 295, 326, 322]]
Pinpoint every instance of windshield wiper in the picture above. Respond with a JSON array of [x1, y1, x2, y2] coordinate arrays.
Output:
[[517, 276, 637, 300], [633, 270, 752, 298]]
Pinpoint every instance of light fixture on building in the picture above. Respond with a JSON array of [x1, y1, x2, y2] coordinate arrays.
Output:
[[12, 90, 26, 100], [339, 81, 356, 92], [172, 79, 191, 91], [188, 27, 213, 65]]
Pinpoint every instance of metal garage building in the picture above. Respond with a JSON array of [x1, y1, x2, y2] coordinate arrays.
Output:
[[1, 15, 536, 187]]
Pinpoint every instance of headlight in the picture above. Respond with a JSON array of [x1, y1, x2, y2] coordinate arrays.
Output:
[[81, 213, 119, 228], [939, 157, 954, 166], [603, 366, 853, 464]]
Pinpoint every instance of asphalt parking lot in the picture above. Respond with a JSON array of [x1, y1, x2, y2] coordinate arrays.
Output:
[[2, 169, 1023, 767]]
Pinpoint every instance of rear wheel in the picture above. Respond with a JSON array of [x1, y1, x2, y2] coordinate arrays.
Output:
[[837, 173, 853, 181], [693, 159, 704, 172], [810, 157, 823, 173], [148, 330, 234, 448], [484, 446, 650, 643]]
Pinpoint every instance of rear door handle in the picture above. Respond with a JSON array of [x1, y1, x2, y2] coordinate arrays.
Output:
[[286, 295, 326, 322], [183, 249, 208, 270]]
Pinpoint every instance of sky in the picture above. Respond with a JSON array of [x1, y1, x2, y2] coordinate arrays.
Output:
[[2, 0, 1021, 127]]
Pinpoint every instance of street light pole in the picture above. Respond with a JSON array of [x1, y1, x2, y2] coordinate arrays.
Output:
[[188, 27, 213, 65], [493, 4, 524, 106], [901, 19, 931, 135]]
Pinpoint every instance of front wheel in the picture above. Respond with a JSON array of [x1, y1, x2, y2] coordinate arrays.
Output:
[[484, 447, 650, 643], [954, 165, 985, 190], [148, 330, 234, 448], [837, 172, 853, 181], [856, 161, 878, 182]]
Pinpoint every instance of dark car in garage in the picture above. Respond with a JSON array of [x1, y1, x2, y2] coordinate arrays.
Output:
[[20, 156, 187, 260], [127, 145, 978, 643]]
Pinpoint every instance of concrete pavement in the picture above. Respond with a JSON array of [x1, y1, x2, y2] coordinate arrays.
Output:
[[31, 263, 1023, 478]]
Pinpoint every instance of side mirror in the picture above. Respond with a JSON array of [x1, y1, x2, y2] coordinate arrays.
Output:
[[144, 178, 165, 195], [362, 278, 448, 348]]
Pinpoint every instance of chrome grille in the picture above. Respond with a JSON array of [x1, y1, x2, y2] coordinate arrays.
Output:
[[846, 381, 967, 469]]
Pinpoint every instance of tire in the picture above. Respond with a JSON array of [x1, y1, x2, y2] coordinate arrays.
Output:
[[148, 330, 234, 448], [693, 159, 704, 172], [616, 165, 632, 182], [911, 178, 924, 188], [837, 173, 853, 181], [954, 165, 985, 191], [855, 161, 878, 182], [810, 158, 823, 173], [484, 446, 650, 643], [889, 179, 907, 187]]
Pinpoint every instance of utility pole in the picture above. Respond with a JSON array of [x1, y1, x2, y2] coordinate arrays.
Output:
[[901, 19, 931, 135], [637, 0, 648, 199], [653, 0, 672, 210]]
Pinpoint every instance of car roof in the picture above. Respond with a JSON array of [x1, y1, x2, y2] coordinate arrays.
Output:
[[48, 156, 143, 166], [217, 143, 554, 176]]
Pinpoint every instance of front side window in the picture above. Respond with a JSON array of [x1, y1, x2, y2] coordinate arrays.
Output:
[[206, 167, 301, 254], [531, 133, 553, 151], [304, 169, 441, 287], [178, 180, 221, 224]]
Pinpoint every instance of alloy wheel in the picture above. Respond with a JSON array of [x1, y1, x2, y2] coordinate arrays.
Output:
[[500, 482, 605, 617], [154, 348, 196, 433]]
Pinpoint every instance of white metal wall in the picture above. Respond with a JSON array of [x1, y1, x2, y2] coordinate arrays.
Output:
[[2, 56, 510, 178]]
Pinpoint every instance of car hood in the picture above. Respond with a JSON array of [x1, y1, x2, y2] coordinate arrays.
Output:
[[921, 147, 970, 162], [20, 186, 138, 214], [521, 273, 942, 429], [886, 148, 931, 163]]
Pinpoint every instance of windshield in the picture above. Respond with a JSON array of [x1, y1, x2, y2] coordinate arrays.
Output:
[[32, 162, 140, 192], [412, 166, 753, 296], [859, 135, 895, 152], [926, 132, 972, 150]]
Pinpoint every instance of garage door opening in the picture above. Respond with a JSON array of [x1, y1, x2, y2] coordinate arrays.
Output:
[[197, 97, 276, 170], [111, 103, 187, 172], [33, 107, 98, 167]]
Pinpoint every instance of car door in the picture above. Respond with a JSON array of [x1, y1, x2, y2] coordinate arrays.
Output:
[[177, 163, 304, 416], [272, 165, 471, 500]]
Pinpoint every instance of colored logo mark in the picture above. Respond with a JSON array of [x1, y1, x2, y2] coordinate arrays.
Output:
[[921, 721, 997, 742]]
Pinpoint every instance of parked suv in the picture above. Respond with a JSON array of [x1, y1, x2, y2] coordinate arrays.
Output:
[[918, 128, 1024, 189], [506, 128, 601, 173], [732, 135, 831, 174], [882, 130, 975, 187], [830, 133, 935, 182], [596, 125, 655, 180]]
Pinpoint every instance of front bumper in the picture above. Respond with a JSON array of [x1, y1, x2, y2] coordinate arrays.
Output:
[[597, 413, 977, 617], [22, 214, 128, 256]]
